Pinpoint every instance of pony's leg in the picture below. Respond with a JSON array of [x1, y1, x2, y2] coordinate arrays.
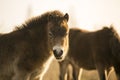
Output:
[[59, 61, 69, 80], [29, 71, 40, 80], [0, 75, 13, 80], [67, 64, 73, 80], [96, 64, 106, 80], [114, 63, 120, 80], [29, 70, 45, 80], [78, 68, 83, 80], [105, 69, 109, 80], [12, 69, 30, 80], [72, 65, 79, 80], [12, 73, 29, 80], [106, 67, 114, 80]]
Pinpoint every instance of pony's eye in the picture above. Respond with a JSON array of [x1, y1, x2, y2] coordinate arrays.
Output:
[[49, 32, 53, 36], [49, 32, 54, 38]]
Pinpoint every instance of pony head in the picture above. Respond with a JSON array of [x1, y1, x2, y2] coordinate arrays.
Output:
[[47, 11, 69, 61]]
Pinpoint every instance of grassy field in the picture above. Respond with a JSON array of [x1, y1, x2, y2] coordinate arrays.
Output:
[[43, 59, 117, 80]]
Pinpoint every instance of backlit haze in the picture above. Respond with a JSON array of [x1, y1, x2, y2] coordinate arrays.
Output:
[[0, 0, 120, 34]]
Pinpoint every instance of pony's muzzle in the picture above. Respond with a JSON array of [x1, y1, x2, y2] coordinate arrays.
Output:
[[53, 49, 63, 59], [53, 46, 63, 59]]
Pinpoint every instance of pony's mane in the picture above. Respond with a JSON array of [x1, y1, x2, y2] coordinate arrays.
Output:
[[101, 26, 112, 33], [14, 10, 64, 31], [101, 26, 120, 40]]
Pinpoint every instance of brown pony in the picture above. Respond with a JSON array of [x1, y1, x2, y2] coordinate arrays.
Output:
[[59, 26, 120, 80], [0, 10, 69, 80]]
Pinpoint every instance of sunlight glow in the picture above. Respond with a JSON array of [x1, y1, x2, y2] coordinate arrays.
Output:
[[0, 0, 120, 32], [31, 0, 120, 31]]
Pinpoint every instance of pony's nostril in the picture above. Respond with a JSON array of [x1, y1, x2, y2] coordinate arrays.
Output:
[[53, 50, 57, 56], [59, 50, 63, 56]]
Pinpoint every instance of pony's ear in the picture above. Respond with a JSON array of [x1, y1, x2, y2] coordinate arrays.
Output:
[[64, 13, 69, 22], [48, 14, 54, 21]]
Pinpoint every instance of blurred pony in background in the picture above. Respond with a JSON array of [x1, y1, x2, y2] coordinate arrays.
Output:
[[59, 26, 120, 80]]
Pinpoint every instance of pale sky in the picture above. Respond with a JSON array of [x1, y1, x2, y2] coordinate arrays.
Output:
[[0, 0, 120, 33]]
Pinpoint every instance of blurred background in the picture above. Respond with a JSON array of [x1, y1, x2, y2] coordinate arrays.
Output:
[[0, 0, 120, 80]]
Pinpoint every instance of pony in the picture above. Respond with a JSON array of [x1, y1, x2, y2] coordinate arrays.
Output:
[[59, 26, 120, 80], [0, 10, 69, 80]]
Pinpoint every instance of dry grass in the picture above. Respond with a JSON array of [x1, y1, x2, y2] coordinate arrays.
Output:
[[43, 60, 117, 80]]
